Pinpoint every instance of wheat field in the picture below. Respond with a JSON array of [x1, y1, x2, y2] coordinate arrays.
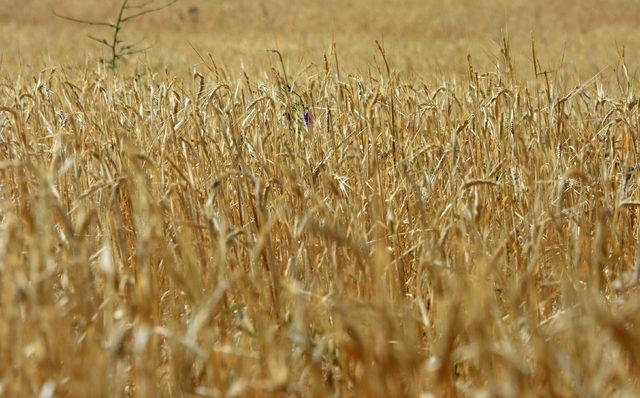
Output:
[[2, 1, 640, 397]]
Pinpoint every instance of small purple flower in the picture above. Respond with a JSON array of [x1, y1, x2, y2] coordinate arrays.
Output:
[[303, 110, 310, 130]]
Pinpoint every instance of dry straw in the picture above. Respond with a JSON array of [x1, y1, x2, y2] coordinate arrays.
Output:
[[1, 39, 640, 397]]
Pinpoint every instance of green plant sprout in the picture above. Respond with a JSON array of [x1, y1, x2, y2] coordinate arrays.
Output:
[[55, 0, 178, 68]]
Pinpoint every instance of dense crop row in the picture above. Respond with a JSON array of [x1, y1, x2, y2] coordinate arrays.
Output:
[[1, 49, 640, 396]]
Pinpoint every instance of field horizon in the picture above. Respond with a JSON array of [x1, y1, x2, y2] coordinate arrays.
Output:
[[2, 0, 640, 76]]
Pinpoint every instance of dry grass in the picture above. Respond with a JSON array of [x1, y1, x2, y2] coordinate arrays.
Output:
[[2, 1, 640, 397], [4, 0, 640, 75]]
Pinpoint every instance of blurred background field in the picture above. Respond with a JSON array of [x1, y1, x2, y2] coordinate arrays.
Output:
[[2, 0, 640, 77]]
